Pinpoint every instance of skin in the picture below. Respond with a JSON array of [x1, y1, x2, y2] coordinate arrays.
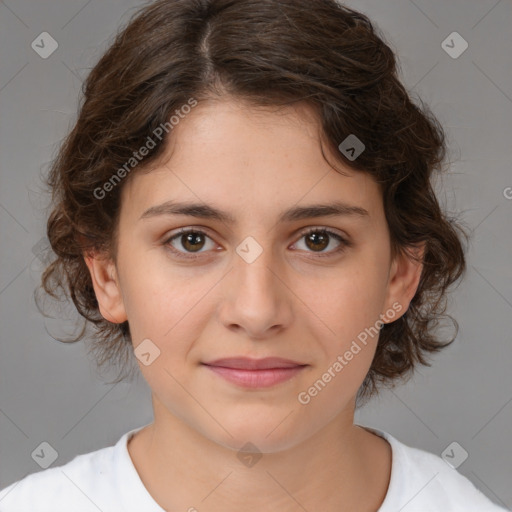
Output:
[[84, 98, 425, 512]]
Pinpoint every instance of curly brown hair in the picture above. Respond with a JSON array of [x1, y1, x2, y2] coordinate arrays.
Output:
[[36, 0, 469, 406]]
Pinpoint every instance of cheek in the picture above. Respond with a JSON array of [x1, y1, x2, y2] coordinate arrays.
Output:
[[297, 277, 382, 414], [127, 286, 208, 360], [119, 246, 211, 339], [297, 261, 387, 351]]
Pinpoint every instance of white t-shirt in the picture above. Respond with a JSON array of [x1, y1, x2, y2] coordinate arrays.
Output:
[[0, 423, 508, 512]]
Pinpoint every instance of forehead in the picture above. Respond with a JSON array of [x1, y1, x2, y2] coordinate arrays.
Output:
[[120, 99, 382, 225]]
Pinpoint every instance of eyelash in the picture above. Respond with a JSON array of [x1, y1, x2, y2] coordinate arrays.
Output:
[[162, 227, 352, 261]]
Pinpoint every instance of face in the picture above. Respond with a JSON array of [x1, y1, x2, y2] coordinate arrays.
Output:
[[85, 98, 423, 453]]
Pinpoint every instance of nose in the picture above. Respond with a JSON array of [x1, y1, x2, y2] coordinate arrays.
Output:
[[217, 244, 293, 340]]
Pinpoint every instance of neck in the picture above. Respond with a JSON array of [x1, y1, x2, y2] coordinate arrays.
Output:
[[128, 395, 391, 512]]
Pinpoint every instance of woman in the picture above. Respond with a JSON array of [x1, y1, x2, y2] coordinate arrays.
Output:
[[0, 0, 506, 510]]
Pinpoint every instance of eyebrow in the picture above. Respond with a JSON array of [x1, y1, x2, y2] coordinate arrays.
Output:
[[139, 200, 370, 224]]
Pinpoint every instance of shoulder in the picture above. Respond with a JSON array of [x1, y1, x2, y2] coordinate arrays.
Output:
[[360, 425, 509, 512], [0, 434, 125, 512]]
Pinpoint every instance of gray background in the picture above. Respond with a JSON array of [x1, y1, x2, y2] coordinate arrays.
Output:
[[0, 0, 511, 508]]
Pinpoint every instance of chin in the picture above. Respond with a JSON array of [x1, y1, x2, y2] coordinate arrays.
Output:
[[198, 411, 312, 454]]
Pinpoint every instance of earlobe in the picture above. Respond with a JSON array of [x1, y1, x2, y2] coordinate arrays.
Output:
[[383, 242, 426, 321], [83, 253, 127, 324]]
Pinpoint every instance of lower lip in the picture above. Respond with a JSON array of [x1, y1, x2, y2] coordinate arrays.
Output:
[[203, 364, 307, 388]]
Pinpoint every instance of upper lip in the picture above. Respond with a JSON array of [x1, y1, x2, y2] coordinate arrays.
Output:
[[202, 357, 306, 370]]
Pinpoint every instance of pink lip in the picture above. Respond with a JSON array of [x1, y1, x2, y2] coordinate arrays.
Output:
[[204, 357, 304, 370], [202, 357, 307, 388]]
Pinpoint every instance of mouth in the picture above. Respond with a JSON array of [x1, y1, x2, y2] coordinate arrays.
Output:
[[201, 357, 308, 388]]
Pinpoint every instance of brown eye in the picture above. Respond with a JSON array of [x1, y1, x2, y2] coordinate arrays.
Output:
[[180, 231, 206, 252], [164, 228, 216, 259], [293, 228, 351, 258], [163, 226, 351, 262], [304, 231, 330, 252]]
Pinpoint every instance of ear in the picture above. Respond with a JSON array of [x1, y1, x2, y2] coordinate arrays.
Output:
[[83, 252, 127, 324], [382, 242, 425, 322]]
